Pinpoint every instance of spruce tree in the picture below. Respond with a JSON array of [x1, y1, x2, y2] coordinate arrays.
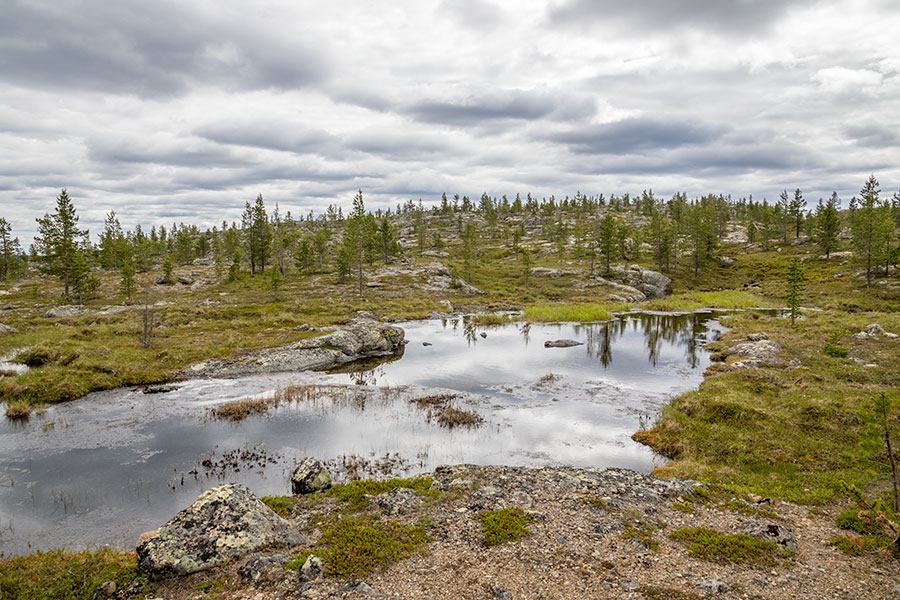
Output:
[[814, 192, 840, 259], [34, 189, 88, 301]]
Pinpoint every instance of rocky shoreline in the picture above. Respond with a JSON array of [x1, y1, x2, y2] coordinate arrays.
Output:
[[111, 463, 897, 600]]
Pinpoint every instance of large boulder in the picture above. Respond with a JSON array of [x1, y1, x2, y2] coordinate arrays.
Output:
[[291, 457, 332, 494], [182, 315, 405, 378], [43, 305, 87, 318], [136, 483, 302, 580]]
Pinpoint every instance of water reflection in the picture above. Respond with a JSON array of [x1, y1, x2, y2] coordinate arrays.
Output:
[[0, 311, 734, 555]]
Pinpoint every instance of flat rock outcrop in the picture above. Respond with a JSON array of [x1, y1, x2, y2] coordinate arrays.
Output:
[[711, 332, 783, 369], [136, 483, 302, 580], [182, 315, 405, 378]]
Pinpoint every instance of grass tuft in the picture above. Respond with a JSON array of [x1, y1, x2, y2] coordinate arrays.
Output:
[[4, 400, 31, 420]]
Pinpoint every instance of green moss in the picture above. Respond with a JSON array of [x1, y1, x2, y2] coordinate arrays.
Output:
[[581, 497, 607, 508], [0, 548, 143, 600], [326, 476, 437, 512], [621, 521, 660, 551], [835, 509, 885, 535], [316, 516, 430, 578], [669, 527, 791, 566], [638, 585, 703, 600], [477, 507, 534, 547], [260, 495, 299, 518]]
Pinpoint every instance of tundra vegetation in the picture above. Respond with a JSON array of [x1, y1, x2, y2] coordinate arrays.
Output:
[[1, 178, 899, 596]]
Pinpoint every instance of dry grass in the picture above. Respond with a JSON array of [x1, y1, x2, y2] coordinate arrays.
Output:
[[410, 393, 458, 408], [4, 400, 31, 421], [437, 406, 483, 429], [209, 397, 272, 421]]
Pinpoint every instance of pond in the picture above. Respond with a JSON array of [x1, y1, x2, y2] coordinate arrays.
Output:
[[0, 311, 725, 555]]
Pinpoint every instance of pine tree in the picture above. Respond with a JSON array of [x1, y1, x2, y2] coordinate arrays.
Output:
[[814, 192, 841, 259], [341, 190, 368, 296], [120, 253, 136, 303], [777, 190, 790, 243], [34, 189, 88, 301], [852, 174, 888, 287], [597, 214, 617, 275], [0, 218, 19, 281], [789, 188, 806, 239]]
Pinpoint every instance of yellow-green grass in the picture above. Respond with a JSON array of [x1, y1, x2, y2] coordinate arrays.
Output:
[[523, 302, 626, 322], [0, 548, 142, 600], [639, 308, 900, 504], [642, 290, 774, 312]]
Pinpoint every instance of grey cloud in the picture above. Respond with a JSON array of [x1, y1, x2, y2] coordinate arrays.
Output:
[[87, 138, 243, 168], [195, 122, 338, 155], [548, 0, 817, 34], [407, 90, 596, 126], [844, 124, 899, 148], [0, 0, 328, 96], [437, 0, 506, 31], [546, 117, 726, 155]]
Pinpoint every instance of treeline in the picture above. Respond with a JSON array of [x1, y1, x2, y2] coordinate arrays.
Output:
[[3, 174, 899, 303]]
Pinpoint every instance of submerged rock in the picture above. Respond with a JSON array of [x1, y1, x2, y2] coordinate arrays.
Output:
[[544, 339, 583, 348], [291, 457, 332, 494], [136, 483, 302, 580]]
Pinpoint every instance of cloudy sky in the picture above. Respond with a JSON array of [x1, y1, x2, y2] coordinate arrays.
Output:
[[1, 0, 898, 243]]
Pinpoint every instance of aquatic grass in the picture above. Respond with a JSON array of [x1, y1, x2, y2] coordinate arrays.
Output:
[[436, 405, 483, 428], [469, 313, 512, 326], [0, 548, 142, 600], [4, 400, 30, 420], [523, 302, 623, 322], [209, 397, 271, 421]]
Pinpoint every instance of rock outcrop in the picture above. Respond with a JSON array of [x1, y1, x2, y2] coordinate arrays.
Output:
[[711, 332, 783, 369], [183, 314, 405, 378], [43, 305, 87, 318], [0, 323, 18, 335], [136, 483, 302, 580], [588, 265, 671, 301], [291, 457, 332, 494]]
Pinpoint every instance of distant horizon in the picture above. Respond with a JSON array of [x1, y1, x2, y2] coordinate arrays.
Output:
[[2, 1, 898, 245]]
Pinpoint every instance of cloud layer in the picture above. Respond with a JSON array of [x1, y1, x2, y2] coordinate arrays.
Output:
[[1, 0, 898, 242]]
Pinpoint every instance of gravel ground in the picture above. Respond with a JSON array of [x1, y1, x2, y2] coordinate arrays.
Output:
[[136, 465, 899, 600]]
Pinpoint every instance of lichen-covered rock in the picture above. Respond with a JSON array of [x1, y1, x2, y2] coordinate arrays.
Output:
[[743, 521, 797, 553], [291, 457, 332, 494], [722, 334, 783, 369], [43, 305, 86, 318], [298, 555, 325, 582], [136, 483, 302, 580]]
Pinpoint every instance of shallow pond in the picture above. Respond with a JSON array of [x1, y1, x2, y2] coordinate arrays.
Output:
[[0, 311, 725, 555]]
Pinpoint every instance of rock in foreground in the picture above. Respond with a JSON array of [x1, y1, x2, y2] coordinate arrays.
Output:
[[136, 483, 302, 580], [291, 457, 332, 494]]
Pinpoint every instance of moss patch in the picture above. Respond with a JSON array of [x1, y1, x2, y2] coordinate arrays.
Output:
[[669, 527, 791, 566], [260, 495, 299, 518], [477, 507, 534, 547], [316, 516, 429, 578], [326, 476, 437, 512]]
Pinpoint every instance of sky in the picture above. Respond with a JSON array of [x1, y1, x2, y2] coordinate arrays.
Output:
[[1, 0, 899, 244]]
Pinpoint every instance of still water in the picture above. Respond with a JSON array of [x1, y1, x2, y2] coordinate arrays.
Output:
[[0, 311, 723, 555]]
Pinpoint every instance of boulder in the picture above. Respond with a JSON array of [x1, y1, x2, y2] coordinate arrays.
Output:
[[544, 339, 583, 348], [136, 483, 302, 580], [43, 305, 86, 318], [298, 555, 325, 582], [192, 257, 215, 266], [177, 276, 194, 285], [531, 267, 579, 277], [182, 315, 405, 378], [743, 521, 797, 553], [0, 323, 18, 335], [291, 457, 331, 494]]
